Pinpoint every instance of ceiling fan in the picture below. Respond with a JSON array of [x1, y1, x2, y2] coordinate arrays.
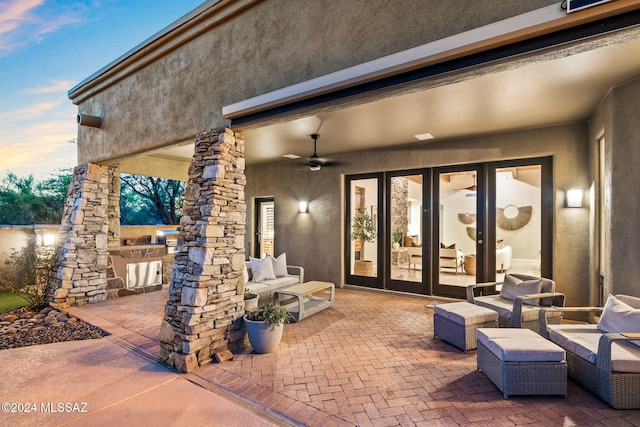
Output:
[[307, 133, 325, 171]]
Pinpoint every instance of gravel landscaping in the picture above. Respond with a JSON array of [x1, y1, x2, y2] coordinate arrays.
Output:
[[0, 306, 107, 350]]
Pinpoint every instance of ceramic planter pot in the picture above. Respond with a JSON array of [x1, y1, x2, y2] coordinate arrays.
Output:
[[244, 295, 259, 312], [244, 316, 284, 353]]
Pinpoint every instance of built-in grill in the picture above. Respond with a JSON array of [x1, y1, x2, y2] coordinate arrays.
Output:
[[156, 230, 179, 253]]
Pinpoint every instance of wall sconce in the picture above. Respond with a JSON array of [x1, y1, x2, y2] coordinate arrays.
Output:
[[566, 189, 583, 208], [42, 233, 56, 246], [298, 201, 308, 213]]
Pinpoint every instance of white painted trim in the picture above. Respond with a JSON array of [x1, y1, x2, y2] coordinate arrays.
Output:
[[222, 4, 567, 119]]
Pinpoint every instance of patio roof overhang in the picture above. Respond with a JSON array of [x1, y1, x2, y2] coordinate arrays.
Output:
[[117, 1, 640, 179]]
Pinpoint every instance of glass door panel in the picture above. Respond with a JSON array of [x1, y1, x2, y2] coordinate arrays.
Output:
[[434, 167, 481, 297], [346, 174, 382, 288], [254, 198, 274, 258], [495, 165, 542, 279], [387, 173, 427, 294]]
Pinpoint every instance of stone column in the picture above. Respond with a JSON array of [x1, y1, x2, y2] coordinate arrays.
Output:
[[107, 165, 121, 248], [49, 163, 109, 308], [159, 128, 246, 373]]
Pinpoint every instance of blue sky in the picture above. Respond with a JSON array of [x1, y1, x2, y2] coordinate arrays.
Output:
[[0, 0, 204, 180]]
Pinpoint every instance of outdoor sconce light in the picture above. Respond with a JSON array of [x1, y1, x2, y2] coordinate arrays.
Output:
[[42, 233, 56, 246], [299, 201, 308, 213], [77, 113, 103, 128], [566, 189, 583, 208]]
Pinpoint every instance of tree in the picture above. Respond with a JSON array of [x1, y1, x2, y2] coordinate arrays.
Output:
[[119, 174, 185, 225], [0, 171, 71, 225], [0, 170, 185, 226]]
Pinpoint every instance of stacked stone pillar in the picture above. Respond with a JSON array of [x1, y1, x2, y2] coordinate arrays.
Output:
[[49, 163, 110, 308], [159, 128, 246, 373], [106, 165, 121, 247]]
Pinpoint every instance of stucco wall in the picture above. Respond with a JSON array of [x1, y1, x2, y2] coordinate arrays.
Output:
[[73, 0, 557, 166], [245, 122, 591, 306], [605, 76, 640, 297]]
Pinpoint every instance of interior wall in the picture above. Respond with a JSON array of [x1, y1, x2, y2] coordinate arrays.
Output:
[[495, 170, 542, 262], [246, 122, 591, 305]]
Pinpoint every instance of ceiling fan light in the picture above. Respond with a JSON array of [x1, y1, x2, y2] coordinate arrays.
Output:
[[309, 163, 321, 171]]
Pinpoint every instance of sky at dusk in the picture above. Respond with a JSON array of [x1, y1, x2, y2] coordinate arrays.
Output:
[[0, 0, 204, 180]]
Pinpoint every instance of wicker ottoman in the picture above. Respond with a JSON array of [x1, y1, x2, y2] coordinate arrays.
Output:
[[477, 328, 567, 398], [434, 302, 498, 352]]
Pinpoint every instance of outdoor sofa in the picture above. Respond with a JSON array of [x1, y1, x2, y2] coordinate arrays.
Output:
[[244, 254, 304, 306], [466, 273, 565, 332], [538, 294, 640, 409]]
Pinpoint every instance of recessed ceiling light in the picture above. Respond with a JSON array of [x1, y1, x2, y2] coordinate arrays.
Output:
[[282, 154, 301, 159], [414, 132, 434, 140]]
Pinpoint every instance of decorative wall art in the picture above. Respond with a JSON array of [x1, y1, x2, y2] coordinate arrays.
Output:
[[458, 213, 476, 225], [466, 226, 476, 241], [497, 205, 532, 230]]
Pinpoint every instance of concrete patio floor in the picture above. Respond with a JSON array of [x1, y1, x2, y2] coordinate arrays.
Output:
[[16, 288, 640, 426]]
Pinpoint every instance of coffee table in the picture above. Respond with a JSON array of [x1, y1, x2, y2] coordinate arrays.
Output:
[[273, 281, 335, 321]]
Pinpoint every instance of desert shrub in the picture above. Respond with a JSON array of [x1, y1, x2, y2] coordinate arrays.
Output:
[[0, 246, 57, 308]]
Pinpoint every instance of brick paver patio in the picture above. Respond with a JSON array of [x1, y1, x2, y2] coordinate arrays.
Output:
[[68, 288, 640, 426]]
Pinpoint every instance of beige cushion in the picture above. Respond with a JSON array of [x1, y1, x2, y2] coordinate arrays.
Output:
[[477, 328, 565, 362], [474, 295, 555, 323], [499, 274, 543, 305], [548, 324, 640, 373], [434, 302, 498, 325]]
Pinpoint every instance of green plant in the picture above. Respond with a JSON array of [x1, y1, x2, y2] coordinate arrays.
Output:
[[351, 207, 376, 243], [392, 229, 403, 244], [246, 304, 292, 330], [0, 246, 57, 308], [244, 289, 257, 300]]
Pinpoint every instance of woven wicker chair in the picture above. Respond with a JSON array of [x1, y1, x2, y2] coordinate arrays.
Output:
[[466, 274, 565, 332], [539, 307, 640, 409]]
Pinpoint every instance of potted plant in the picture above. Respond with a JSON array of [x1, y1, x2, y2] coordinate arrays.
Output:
[[244, 289, 259, 312], [392, 229, 403, 249], [351, 207, 376, 275], [244, 304, 292, 353]]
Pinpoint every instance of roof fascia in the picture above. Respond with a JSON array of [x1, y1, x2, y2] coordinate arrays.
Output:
[[222, 0, 640, 120]]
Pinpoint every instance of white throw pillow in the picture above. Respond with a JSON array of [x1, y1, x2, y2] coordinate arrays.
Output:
[[598, 295, 640, 348], [615, 294, 640, 309], [242, 264, 250, 285], [269, 253, 288, 277], [249, 256, 276, 282], [499, 274, 543, 305]]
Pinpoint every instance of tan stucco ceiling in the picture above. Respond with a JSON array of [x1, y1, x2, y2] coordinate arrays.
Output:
[[132, 30, 640, 178]]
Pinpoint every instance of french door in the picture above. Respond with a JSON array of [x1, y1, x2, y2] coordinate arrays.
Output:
[[385, 170, 430, 294], [345, 174, 384, 289], [345, 157, 552, 297], [432, 164, 485, 298]]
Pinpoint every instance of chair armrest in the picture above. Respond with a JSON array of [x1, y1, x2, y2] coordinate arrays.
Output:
[[512, 292, 565, 328], [538, 306, 603, 338], [466, 282, 500, 303], [286, 265, 304, 283], [597, 333, 640, 374]]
